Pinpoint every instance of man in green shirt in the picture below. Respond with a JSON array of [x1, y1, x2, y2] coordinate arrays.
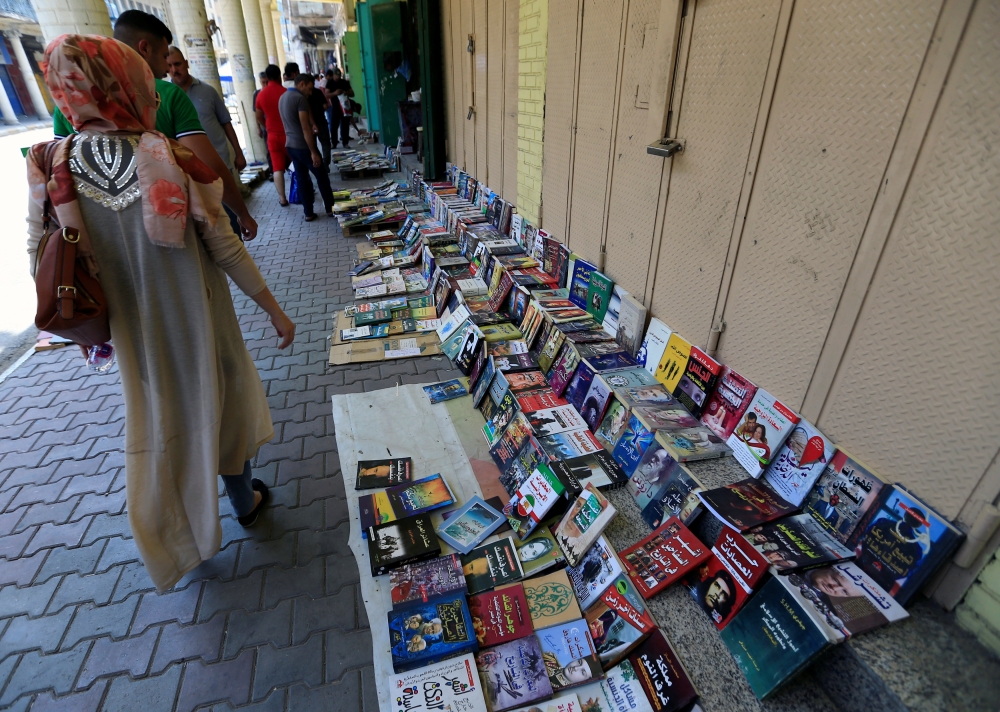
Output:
[[51, 10, 257, 239]]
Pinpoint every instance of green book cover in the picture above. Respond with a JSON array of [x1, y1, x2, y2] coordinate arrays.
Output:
[[719, 576, 834, 700], [354, 310, 393, 326], [587, 272, 614, 324]]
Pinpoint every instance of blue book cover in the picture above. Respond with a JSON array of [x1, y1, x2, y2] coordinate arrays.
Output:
[[436, 496, 507, 555], [611, 415, 655, 478], [569, 258, 597, 309], [536, 619, 604, 692], [389, 593, 478, 673], [565, 361, 597, 413]]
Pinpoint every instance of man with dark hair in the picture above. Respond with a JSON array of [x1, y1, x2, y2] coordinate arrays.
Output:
[[324, 67, 354, 148], [278, 74, 335, 221], [282, 62, 300, 88], [307, 74, 332, 166], [253, 71, 272, 177], [255, 64, 288, 204], [51, 10, 257, 238]]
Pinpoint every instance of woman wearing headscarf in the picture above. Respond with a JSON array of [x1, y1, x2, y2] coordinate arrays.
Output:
[[26, 35, 295, 591]]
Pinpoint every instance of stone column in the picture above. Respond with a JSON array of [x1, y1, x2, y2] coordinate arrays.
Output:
[[271, 2, 287, 69], [215, 0, 266, 161], [259, 0, 278, 65], [5, 31, 49, 119], [240, 0, 269, 77], [32, 0, 113, 45], [165, 0, 223, 96], [0, 78, 19, 125]]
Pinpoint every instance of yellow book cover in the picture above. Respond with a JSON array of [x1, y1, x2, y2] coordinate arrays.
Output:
[[410, 306, 437, 319], [655, 332, 691, 392]]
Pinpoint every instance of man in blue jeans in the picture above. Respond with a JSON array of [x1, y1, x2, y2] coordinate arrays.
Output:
[[278, 73, 335, 222]]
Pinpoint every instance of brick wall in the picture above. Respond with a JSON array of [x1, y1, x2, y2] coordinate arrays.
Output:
[[957, 547, 1000, 655], [517, 0, 547, 225]]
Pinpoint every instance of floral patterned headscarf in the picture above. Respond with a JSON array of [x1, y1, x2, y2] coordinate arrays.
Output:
[[27, 34, 223, 256]]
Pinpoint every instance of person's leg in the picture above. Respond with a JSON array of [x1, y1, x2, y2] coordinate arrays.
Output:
[[309, 159, 336, 214], [326, 107, 338, 148], [268, 143, 288, 204], [318, 131, 332, 167], [287, 147, 316, 219], [340, 115, 351, 147], [221, 460, 255, 517]]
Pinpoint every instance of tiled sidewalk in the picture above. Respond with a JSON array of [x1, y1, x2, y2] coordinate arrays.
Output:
[[0, 159, 460, 711]]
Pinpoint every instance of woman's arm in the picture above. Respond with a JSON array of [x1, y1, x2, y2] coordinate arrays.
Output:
[[26, 189, 45, 279]]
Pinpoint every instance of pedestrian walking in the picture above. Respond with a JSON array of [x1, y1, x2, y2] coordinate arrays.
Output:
[[278, 73, 336, 221], [254, 64, 290, 205]]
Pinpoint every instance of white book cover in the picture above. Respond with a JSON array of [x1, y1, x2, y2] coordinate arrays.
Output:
[[596, 661, 655, 712], [725, 388, 800, 477], [388, 653, 488, 711], [436, 304, 471, 342], [527, 405, 589, 436], [615, 294, 648, 358], [636, 319, 672, 375], [566, 535, 623, 610], [509, 693, 582, 712], [602, 286, 627, 337], [763, 420, 836, 506]]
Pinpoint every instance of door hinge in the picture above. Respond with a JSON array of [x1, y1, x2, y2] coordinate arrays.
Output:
[[467, 35, 474, 53]]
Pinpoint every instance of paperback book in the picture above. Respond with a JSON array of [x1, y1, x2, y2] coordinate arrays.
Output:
[[610, 415, 656, 479], [725, 389, 800, 477], [424, 379, 469, 404], [555, 484, 618, 567], [653, 427, 730, 463], [389, 593, 478, 673], [653, 333, 691, 393], [636, 319, 672, 376], [476, 635, 553, 712], [356, 458, 413, 490], [539, 430, 603, 461], [627, 631, 698, 712], [763, 421, 836, 507], [615, 295, 647, 358], [566, 535, 624, 611], [585, 579, 656, 669], [587, 272, 615, 324], [802, 449, 887, 545], [484, 391, 521, 446], [595, 399, 630, 451], [515, 523, 566, 575], [510, 693, 584, 712], [462, 537, 525, 595], [563, 450, 630, 491], [537, 620, 604, 692], [523, 568, 584, 629], [583, 661, 655, 712], [528, 405, 589, 436], [696, 478, 797, 532], [504, 463, 567, 540], [746, 513, 855, 574], [438, 496, 508, 555], [388, 653, 488, 712], [390, 554, 468, 606], [618, 517, 710, 598], [548, 344, 582, 396], [368, 513, 442, 576], [470, 584, 534, 647], [672, 347, 721, 418], [684, 528, 768, 630], [489, 413, 535, 471], [359, 474, 456, 532], [569, 258, 598, 310], [499, 435, 550, 498]]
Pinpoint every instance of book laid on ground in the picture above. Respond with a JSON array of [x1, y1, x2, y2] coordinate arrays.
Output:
[[355, 457, 413, 490], [509, 692, 584, 712], [476, 634, 553, 712], [683, 528, 768, 630], [719, 576, 836, 700], [528, 405, 589, 436], [470, 583, 534, 647], [585, 577, 656, 670], [437, 303, 472, 341], [424, 379, 470, 404], [672, 347, 721, 418], [438, 496, 508, 555], [490, 413, 536, 471], [359, 474, 457, 532], [587, 272, 615, 324], [569, 257, 598, 310], [504, 463, 567, 540], [610, 414, 656, 478], [697, 478, 797, 532], [618, 517, 710, 599], [633, 458, 704, 531], [595, 397, 630, 451], [539, 430, 603, 462], [850, 485, 964, 606], [563, 450, 630, 491], [636, 319, 672, 376], [653, 427, 730, 463], [389, 592, 478, 673], [515, 523, 566, 576], [555, 484, 618, 568], [745, 513, 855, 574], [548, 343, 582, 396], [627, 631, 698, 712], [462, 536, 525, 595], [602, 285, 625, 337], [500, 435, 551, 498], [368, 513, 442, 577], [523, 569, 584, 629], [725, 389, 800, 477], [763, 421, 836, 507], [567, 535, 624, 611], [616, 295, 647, 359], [537, 620, 604, 692], [653, 333, 691, 393], [389, 653, 488, 712], [390, 554, 468, 607], [484, 390, 522, 446], [802, 449, 887, 546]]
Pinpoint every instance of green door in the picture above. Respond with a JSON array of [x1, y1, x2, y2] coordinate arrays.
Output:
[[370, 1, 408, 147], [342, 31, 366, 118]]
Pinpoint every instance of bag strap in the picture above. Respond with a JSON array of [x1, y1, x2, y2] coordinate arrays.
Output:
[[56, 227, 81, 319]]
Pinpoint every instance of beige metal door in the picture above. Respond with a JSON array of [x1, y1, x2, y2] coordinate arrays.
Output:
[[714, 0, 944, 408], [647, 0, 784, 342]]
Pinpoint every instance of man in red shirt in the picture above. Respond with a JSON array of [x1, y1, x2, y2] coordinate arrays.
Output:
[[254, 64, 290, 206]]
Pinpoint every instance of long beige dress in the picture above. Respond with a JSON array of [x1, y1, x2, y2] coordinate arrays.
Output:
[[27, 134, 273, 591]]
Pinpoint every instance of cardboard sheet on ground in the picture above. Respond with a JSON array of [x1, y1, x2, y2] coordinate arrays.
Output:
[[329, 311, 440, 365], [332, 385, 484, 710]]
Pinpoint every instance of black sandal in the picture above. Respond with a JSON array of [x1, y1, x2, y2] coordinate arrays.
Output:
[[238, 479, 270, 527]]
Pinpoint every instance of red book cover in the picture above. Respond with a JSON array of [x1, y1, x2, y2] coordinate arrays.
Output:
[[506, 370, 550, 393], [683, 553, 753, 630], [699, 366, 758, 439], [628, 629, 699, 712], [711, 527, 769, 592], [517, 390, 568, 413], [598, 583, 656, 634], [469, 583, 534, 647], [618, 517, 710, 599]]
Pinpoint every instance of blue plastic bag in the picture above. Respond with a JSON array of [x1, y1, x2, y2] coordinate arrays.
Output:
[[288, 168, 301, 204]]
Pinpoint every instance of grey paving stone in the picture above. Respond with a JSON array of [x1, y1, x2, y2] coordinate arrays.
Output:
[[0, 641, 89, 705], [61, 597, 138, 650], [130, 581, 202, 635], [150, 616, 225, 674], [176, 540, 239, 588], [29, 678, 108, 712], [0, 608, 74, 658], [76, 625, 159, 688], [324, 496, 349, 530], [267, 500, 324, 540], [357, 585, 370, 630], [0, 650, 17, 695], [207, 687, 285, 712], [298, 523, 351, 566], [14, 497, 80, 533], [36, 540, 106, 582], [0, 575, 60, 618], [0, 549, 46, 587], [325, 550, 361, 595], [235, 533, 296, 578], [288, 669, 361, 709], [24, 517, 92, 557], [72, 488, 127, 519], [198, 569, 263, 623], [262, 557, 325, 609], [60, 470, 117, 499], [101, 664, 181, 712], [298, 475, 343, 508], [83, 514, 132, 548], [48, 566, 121, 613], [95, 536, 138, 573], [252, 633, 323, 701], [361, 665, 379, 712], [175, 648, 255, 711], [274, 453, 323, 485], [324, 628, 374, 681], [292, 587, 356, 645], [111, 560, 155, 603], [223, 599, 292, 659], [7, 481, 64, 511]]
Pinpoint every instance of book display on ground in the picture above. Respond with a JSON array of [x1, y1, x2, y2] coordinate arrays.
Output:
[[360, 473, 457, 531], [462, 537, 525, 595], [438, 496, 508, 555], [476, 635, 554, 712], [627, 630, 698, 712], [762, 420, 835, 507], [555, 484, 618, 568], [470, 584, 534, 647], [389, 593, 478, 673], [618, 518, 710, 599], [356, 457, 413, 490], [697, 478, 797, 532], [390, 554, 468, 606], [537, 620, 604, 692], [369, 513, 442, 576], [523, 569, 584, 629], [585, 578, 656, 669], [515, 524, 567, 575], [724, 389, 800, 477], [744, 513, 855, 574], [388, 653, 488, 711]]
